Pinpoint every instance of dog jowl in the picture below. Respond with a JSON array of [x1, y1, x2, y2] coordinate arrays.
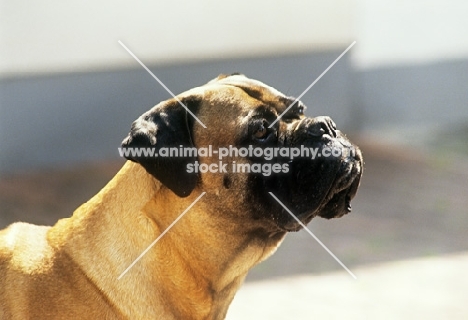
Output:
[[122, 73, 363, 233]]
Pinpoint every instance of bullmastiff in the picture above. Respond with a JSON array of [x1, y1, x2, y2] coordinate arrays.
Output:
[[0, 74, 363, 319]]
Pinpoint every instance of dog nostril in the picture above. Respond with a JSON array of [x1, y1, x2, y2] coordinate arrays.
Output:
[[306, 117, 338, 138], [307, 126, 326, 137]]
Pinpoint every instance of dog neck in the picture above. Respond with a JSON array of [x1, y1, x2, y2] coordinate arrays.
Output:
[[140, 187, 286, 319], [48, 161, 285, 319]]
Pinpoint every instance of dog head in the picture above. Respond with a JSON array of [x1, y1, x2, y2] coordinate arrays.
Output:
[[122, 74, 363, 232]]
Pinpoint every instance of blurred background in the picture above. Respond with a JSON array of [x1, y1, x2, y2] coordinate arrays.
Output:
[[1, 0, 467, 318]]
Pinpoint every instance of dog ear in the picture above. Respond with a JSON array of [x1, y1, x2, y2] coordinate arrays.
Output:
[[121, 96, 200, 197]]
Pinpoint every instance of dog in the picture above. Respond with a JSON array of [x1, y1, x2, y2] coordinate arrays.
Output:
[[0, 74, 363, 319]]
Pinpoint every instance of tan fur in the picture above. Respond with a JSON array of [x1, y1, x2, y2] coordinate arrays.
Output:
[[0, 161, 284, 319]]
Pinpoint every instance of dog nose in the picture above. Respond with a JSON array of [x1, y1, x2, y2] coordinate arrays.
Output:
[[307, 116, 337, 138]]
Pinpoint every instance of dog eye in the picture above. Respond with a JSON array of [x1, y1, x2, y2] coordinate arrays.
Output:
[[254, 124, 268, 139]]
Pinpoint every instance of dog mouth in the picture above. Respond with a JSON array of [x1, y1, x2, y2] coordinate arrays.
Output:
[[318, 157, 362, 219], [281, 145, 363, 232]]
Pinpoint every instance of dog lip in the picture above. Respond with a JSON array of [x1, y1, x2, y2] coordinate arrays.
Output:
[[337, 159, 361, 198], [313, 154, 362, 220], [345, 194, 352, 213], [330, 159, 359, 195]]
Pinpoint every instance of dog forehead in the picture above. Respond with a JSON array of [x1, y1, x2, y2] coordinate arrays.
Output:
[[176, 75, 294, 118], [185, 75, 289, 112]]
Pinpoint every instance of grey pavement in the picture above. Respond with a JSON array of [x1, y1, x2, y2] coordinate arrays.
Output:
[[228, 252, 468, 319]]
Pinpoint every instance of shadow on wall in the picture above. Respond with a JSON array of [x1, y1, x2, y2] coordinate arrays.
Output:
[[2, 51, 468, 175], [0, 50, 354, 175]]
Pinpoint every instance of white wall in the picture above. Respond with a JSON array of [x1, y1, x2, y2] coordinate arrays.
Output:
[[352, 0, 468, 69], [2, 0, 468, 76], [0, 0, 355, 76]]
